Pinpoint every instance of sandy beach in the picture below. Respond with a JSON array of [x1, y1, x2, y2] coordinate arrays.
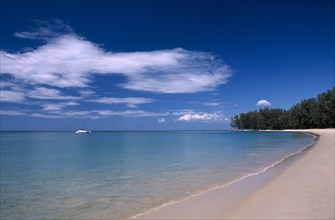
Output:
[[136, 129, 335, 219]]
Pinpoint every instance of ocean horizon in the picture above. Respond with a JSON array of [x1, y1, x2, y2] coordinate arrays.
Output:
[[0, 130, 315, 219]]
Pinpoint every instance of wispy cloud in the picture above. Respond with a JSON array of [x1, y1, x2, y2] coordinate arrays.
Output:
[[177, 113, 227, 122], [90, 97, 155, 108], [256, 99, 271, 106], [0, 109, 27, 116], [0, 81, 27, 103], [203, 102, 221, 106], [41, 102, 78, 112], [31, 113, 63, 119], [91, 110, 169, 118], [0, 21, 233, 123], [1, 21, 232, 94], [14, 20, 74, 40], [0, 105, 230, 124], [28, 87, 80, 100], [0, 108, 169, 120], [0, 81, 20, 89], [157, 118, 166, 123], [79, 90, 95, 96], [121, 59, 231, 93], [0, 90, 26, 103], [41, 104, 64, 111]]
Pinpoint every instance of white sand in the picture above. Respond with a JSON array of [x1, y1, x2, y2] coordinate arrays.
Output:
[[136, 129, 334, 219]]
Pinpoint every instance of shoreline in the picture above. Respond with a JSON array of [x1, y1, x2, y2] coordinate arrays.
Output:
[[134, 129, 335, 219]]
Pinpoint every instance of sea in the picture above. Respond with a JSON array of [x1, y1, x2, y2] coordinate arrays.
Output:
[[0, 131, 315, 219]]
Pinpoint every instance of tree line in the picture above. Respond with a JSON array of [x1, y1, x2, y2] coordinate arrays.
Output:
[[230, 87, 335, 130]]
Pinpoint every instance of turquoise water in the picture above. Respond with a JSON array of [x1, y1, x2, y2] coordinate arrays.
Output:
[[0, 131, 314, 219]]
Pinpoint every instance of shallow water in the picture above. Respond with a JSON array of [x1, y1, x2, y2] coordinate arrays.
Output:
[[0, 131, 314, 219]]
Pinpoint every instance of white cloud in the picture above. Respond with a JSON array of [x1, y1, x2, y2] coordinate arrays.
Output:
[[203, 102, 221, 106], [0, 81, 19, 89], [0, 109, 27, 116], [40, 101, 79, 112], [31, 113, 63, 119], [171, 109, 198, 116], [28, 87, 79, 100], [1, 23, 232, 94], [0, 81, 28, 103], [14, 20, 74, 40], [41, 104, 64, 111], [79, 90, 95, 96], [158, 118, 166, 123], [90, 97, 155, 108], [61, 110, 92, 118], [0, 90, 26, 103], [122, 66, 231, 93], [256, 100, 271, 106], [1, 109, 168, 119], [64, 101, 79, 106], [91, 110, 169, 118], [0, 21, 234, 122], [177, 113, 227, 122]]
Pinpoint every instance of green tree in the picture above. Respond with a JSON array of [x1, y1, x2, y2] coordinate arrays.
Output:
[[317, 87, 335, 128], [230, 87, 334, 130]]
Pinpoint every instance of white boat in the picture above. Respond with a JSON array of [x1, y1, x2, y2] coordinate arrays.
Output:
[[75, 129, 91, 134]]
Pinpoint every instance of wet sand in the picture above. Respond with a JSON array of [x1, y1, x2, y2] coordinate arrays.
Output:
[[135, 129, 334, 219]]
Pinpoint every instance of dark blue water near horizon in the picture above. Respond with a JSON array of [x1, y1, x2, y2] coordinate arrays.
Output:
[[0, 131, 315, 219]]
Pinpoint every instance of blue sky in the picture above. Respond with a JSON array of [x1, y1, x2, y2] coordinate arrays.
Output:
[[0, 0, 334, 130]]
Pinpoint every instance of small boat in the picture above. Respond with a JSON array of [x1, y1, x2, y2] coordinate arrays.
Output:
[[75, 129, 91, 134], [75, 120, 91, 134]]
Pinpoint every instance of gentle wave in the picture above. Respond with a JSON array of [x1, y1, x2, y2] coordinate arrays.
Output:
[[130, 132, 318, 219], [1, 131, 316, 219]]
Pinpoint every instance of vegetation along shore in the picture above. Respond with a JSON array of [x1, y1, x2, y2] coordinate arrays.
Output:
[[231, 87, 335, 130]]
